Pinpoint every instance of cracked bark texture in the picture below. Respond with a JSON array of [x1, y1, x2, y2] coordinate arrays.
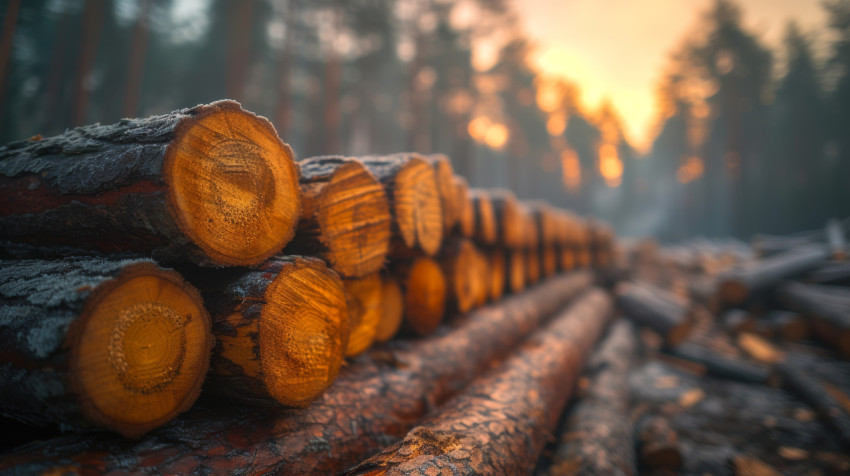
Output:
[[0, 272, 594, 475], [346, 288, 613, 475], [0, 100, 301, 266]]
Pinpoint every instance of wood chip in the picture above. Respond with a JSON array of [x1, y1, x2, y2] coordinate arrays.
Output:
[[737, 332, 784, 364], [733, 455, 782, 476]]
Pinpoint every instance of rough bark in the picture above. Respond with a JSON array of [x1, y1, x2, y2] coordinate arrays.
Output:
[[0, 258, 212, 437], [0, 100, 301, 266], [0, 272, 594, 475], [201, 257, 349, 408], [777, 282, 850, 357], [545, 320, 638, 476], [289, 156, 391, 277], [469, 189, 496, 245], [393, 257, 446, 336], [718, 245, 830, 305], [615, 281, 692, 347], [345, 289, 614, 475], [359, 154, 443, 256], [635, 415, 683, 470]]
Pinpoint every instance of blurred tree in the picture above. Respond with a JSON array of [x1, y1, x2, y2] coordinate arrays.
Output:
[[825, 0, 850, 221]]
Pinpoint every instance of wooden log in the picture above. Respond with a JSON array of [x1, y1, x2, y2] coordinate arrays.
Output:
[[0, 272, 595, 475], [777, 282, 850, 357], [469, 189, 496, 245], [520, 205, 539, 249], [762, 310, 809, 341], [343, 273, 383, 356], [490, 188, 524, 248], [526, 246, 541, 285], [345, 289, 614, 475], [545, 320, 638, 476], [506, 248, 527, 294], [439, 238, 481, 314], [422, 154, 459, 233], [806, 261, 850, 286], [560, 244, 576, 271], [776, 358, 850, 448], [615, 281, 692, 346], [751, 230, 821, 258], [541, 244, 557, 278], [635, 415, 683, 469], [722, 309, 757, 334], [0, 258, 212, 437], [375, 275, 404, 343], [454, 176, 475, 238], [471, 246, 490, 308], [528, 201, 557, 246], [487, 248, 506, 302], [289, 156, 391, 277], [359, 154, 443, 256], [394, 257, 446, 336], [204, 257, 349, 408], [666, 343, 772, 385], [0, 100, 301, 266], [718, 245, 830, 305]]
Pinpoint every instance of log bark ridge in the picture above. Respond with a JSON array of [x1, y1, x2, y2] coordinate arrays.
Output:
[[346, 288, 614, 475], [0, 257, 212, 437], [291, 156, 391, 278], [0, 100, 301, 266]]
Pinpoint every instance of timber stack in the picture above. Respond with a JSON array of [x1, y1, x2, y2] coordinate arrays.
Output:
[[0, 100, 624, 474]]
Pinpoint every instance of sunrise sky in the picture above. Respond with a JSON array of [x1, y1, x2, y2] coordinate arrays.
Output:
[[515, 0, 828, 152]]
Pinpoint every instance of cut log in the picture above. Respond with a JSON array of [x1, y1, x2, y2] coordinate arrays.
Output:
[[762, 310, 809, 341], [520, 205, 539, 249], [289, 156, 391, 277], [359, 154, 443, 256], [471, 246, 490, 308], [0, 272, 595, 475], [776, 358, 850, 448], [722, 309, 757, 335], [439, 238, 481, 314], [528, 201, 557, 246], [487, 248, 505, 302], [506, 248, 526, 294], [422, 154, 459, 232], [490, 189, 524, 247], [546, 320, 638, 476], [560, 244, 576, 271], [203, 257, 349, 408], [375, 275, 404, 343], [806, 262, 850, 286], [666, 343, 772, 385], [469, 189, 496, 245], [0, 258, 212, 437], [345, 289, 614, 475], [615, 281, 692, 347], [718, 245, 830, 305], [0, 100, 301, 266], [541, 244, 557, 278], [343, 273, 383, 357], [777, 282, 850, 357], [394, 257, 446, 336], [635, 415, 683, 469], [454, 176, 475, 238], [526, 246, 541, 285]]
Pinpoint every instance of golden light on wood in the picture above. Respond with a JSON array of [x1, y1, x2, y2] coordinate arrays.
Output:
[[344, 273, 383, 357], [164, 101, 301, 266], [72, 262, 211, 436], [401, 257, 447, 336]]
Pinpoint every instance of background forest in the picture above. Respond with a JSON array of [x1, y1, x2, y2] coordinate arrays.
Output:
[[0, 0, 848, 240]]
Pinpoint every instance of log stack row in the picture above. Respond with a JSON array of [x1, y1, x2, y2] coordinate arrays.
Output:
[[0, 98, 617, 474]]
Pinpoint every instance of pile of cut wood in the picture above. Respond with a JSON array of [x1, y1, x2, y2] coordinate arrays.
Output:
[[0, 100, 618, 474]]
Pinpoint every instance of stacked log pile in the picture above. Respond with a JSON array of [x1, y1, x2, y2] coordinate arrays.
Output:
[[0, 101, 618, 474]]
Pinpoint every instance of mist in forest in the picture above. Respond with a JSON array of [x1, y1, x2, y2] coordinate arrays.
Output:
[[0, 0, 848, 241]]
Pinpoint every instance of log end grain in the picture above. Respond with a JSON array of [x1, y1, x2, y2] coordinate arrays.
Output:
[[469, 189, 497, 245], [214, 257, 349, 407], [344, 273, 383, 356], [487, 249, 506, 302], [441, 239, 480, 314], [454, 176, 475, 238], [719, 278, 749, 305], [164, 100, 301, 266], [70, 262, 212, 437], [402, 257, 447, 336], [425, 154, 459, 232], [304, 158, 391, 277], [507, 248, 527, 294], [394, 157, 444, 256], [375, 275, 404, 343]]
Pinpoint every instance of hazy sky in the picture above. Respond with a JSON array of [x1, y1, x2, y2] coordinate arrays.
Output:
[[516, 0, 828, 151]]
